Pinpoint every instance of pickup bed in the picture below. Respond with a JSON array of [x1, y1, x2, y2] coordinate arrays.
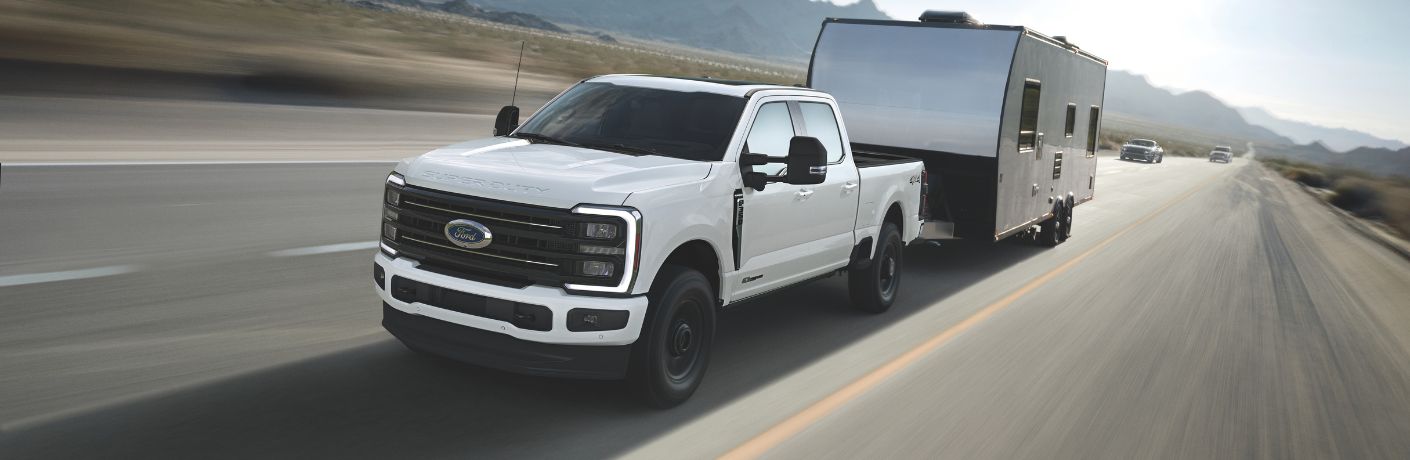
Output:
[[374, 75, 923, 407]]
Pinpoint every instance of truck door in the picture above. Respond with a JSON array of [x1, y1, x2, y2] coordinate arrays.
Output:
[[733, 98, 859, 300]]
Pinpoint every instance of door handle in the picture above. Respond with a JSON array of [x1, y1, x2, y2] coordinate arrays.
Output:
[[842, 182, 859, 191], [796, 189, 814, 198]]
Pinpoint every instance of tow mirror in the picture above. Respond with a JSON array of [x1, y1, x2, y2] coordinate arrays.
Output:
[[493, 105, 520, 136], [739, 152, 771, 191], [785, 136, 827, 185]]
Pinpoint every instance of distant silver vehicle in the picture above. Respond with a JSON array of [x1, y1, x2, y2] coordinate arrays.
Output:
[[1209, 145, 1233, 163], [1120, 139, 1163, 163]]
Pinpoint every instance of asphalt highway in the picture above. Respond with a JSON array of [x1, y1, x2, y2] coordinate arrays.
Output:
[[2, 155, 1409, 459]]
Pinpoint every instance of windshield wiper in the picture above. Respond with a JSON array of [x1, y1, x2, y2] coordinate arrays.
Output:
[[582, 142, 660, 157], [514, 132, 582, 148]]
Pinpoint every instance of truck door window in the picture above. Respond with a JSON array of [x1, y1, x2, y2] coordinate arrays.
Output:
[[745, 102, 795, 176], [1017, 80, 1041, 152], [1086, 106, 1100, 157], [798, 102, 845, 164]]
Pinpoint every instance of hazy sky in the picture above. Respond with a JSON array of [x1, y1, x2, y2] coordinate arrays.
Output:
[[824, 0, 1410, 143]]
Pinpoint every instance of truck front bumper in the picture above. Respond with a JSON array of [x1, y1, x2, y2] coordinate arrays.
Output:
[[374, 253, 647, 379]]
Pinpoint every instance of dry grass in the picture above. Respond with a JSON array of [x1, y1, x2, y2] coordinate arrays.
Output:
[[1261, 157, 1410, 238], [0, 0, 804, 113]]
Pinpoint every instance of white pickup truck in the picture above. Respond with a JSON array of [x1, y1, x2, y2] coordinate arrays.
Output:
[[374, 75, 924, 407]]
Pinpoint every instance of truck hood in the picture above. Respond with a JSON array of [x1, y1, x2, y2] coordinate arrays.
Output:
[[402, 137, 713, 209]]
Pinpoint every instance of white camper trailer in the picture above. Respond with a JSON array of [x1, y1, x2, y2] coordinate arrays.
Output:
[[808, 11, 1108, 245]]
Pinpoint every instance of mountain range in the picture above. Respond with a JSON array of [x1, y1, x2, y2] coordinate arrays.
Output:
[[463, 0, 889, 59], [1236, 106, 1407, 152]]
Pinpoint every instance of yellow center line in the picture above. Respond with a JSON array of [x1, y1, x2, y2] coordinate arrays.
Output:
[[720, 168, 1228, 460]]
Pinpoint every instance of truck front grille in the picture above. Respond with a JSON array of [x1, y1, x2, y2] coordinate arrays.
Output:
[[380, 184, 630, 291]]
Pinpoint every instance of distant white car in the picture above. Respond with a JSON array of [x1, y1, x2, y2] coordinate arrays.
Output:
[[1120, 139, 1163, 163], [1209, 145, 1233, 163]]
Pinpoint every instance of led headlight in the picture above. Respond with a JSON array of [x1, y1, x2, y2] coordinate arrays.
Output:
[[583, 222, 619, 239], [386, 172, 406, 187], [578, 244, 625, 256], [385, 188, 400, 206], [382, 222, 398, 241], [565, 205, 641, 294], [383, 207, 399, 222], [577, 260, 615, 277]]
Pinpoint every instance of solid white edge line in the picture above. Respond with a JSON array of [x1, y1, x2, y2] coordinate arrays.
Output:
[[268, 241, 381, 258], [0, 265, 140, 288], [3, 160, 398, 167]]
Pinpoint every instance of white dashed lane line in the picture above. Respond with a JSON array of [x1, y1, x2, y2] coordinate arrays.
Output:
[[0, 265, 140, 288], [267, 241, 380, 257]]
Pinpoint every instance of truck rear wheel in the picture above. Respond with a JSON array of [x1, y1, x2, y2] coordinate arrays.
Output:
[[630, 265, 715, 409], [849, 222, 902, 313]]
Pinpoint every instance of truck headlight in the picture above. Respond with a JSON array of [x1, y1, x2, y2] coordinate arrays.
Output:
[[565, 205, 641, 294], [583, 222, 619, 239], [577, 260, 615, 277], [385, 188, 401, 206]]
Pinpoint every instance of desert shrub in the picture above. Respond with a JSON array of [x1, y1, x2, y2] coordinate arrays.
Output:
[[1330, 178, 1383, 218], [1286, 168, 1330, 188]]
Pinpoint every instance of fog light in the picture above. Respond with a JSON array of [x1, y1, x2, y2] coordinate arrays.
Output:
[[583, 222, 618, 239], [578, 244, 624, 256], [385, 188, 401, 205], [577, 260, 614, 277], [383, 222, 398, 240]]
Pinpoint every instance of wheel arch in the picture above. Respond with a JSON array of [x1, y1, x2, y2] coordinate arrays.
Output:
[[657, 239, 722, 303]]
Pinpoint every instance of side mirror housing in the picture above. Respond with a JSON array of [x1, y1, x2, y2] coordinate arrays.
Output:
[[493, 105, 520, 136], [784, 136, 827, 185]]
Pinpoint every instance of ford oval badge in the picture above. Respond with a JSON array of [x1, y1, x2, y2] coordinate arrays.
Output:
[[444, 219, 492, 249]]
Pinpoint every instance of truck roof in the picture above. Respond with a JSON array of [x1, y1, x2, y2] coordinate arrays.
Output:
[[586, 74, 813, 98]]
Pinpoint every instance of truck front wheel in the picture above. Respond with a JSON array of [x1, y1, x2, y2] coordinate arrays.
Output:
[[630, 265, 715, 408], [849, 222, 903, 313]]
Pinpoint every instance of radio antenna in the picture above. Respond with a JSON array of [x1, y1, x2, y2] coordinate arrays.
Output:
[[511, 41, 525, 107]]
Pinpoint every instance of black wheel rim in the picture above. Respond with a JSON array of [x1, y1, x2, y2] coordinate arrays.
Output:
[[664, 298, 704, 382], [878, 241, 898, 298]]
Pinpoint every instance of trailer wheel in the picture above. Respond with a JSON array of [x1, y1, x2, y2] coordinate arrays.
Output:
[[1040, 205, 1065, 247], [849, 222, 903, 313], [630, 265, 715, 409], [1061, 198, 1073, 242]]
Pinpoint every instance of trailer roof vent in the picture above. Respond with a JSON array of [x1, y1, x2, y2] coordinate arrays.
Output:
[[1054, 36, 1068, 43], [918, 10, 981, 25]]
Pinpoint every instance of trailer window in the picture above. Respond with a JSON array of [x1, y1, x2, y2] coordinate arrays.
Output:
[[1017, 81, 1041, 153], [1086, 106, 1101, 157], [745, 102, 795, 176], [798, 102, 845, 164], [1064, 103, 1076, 138]]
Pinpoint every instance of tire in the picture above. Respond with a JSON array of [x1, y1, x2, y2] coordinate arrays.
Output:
[[630, 265, 715, 409], [1157, 155, 1163, 163], [1039, 204, 1064, 247], [1060, 198, 1073, 242], [849, 222, 903, 313]]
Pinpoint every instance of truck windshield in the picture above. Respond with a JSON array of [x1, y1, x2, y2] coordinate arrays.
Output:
[[1130, 140, 1155, 147], [514, 82, 746, 162]]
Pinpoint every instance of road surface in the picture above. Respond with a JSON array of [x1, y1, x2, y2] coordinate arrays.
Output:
[[2, 155, 1409, 458]]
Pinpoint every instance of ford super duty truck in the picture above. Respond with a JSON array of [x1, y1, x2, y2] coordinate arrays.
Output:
[[373, 75, 924, 407]]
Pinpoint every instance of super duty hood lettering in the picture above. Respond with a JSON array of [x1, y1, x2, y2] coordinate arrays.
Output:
[[419, 170, 551, 194]]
